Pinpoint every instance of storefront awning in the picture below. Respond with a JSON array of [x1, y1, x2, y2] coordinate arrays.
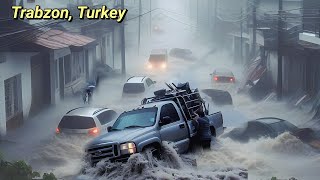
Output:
[[34, 29, 96, 50]]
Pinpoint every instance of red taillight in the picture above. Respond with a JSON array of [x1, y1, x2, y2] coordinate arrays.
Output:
[[214, 76, 219, 81], [230, 77, 235, 82], [88, 127, 100, 136], [56, 127, 60, 134]]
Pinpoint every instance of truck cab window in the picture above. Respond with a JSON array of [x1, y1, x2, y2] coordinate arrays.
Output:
[[160, 104, 180, 123]]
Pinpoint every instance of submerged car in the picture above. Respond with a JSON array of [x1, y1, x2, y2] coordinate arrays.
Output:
[[56, 107, 118, 137], [210, 68, 235, 83], [122, 76, 157, 97], [222, 117, 299, 142], [146, 49, 168, 70], [169, 48, 197, 61]]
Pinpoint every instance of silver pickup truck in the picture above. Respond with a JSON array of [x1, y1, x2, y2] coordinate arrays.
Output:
[[84, 85, 224, 165]]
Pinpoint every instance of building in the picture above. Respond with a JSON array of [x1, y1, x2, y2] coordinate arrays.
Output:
[[0, 0, 98, 137]]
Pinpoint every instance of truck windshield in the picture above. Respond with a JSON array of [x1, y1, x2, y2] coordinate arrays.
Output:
[[149, 55, 166, 63], [112, 107, 157, 130]]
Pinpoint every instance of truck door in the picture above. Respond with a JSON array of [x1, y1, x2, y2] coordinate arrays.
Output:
[[159, 103, 189, 152]]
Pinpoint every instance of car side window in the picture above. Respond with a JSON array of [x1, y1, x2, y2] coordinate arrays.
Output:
[[160, 104, 180, 123], [97, 110, 117, 125], [146, 78, 153, 87]]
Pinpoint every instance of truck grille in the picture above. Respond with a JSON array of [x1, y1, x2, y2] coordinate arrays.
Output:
[[87, 143, 119, 164]]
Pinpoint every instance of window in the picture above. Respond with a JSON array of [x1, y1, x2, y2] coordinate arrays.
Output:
[[123, 83, 145, 94], [0, 53, 6, 63], [112, 108, 157, 130], [160, 104, 180, 123], [64, 55, 72, 84], [71, 52, 85, 82], [59, 116, 96, 129], [55, 59, 60, 89], [5, 74, 22, 120], [97, 110, 117, 125], [146, 78, 153, 87]]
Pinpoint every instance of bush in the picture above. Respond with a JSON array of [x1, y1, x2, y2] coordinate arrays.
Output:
[[0, 158, 57, 180]]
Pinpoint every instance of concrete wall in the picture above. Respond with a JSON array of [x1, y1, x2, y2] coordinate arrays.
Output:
[[0, 52, 35, 136]]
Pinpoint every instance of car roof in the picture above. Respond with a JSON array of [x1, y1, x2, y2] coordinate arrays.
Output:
[[253, 117, 284, 124], [65, 107, 111, 117], [151, 49, 167, 55], [126, 76, 148, 83]]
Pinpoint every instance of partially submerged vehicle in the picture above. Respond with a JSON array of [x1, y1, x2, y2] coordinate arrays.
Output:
[[122, 76, 157, 98], [84, 82, 224, 165], [147, 49, 168, 70], [56, 107, 118, 137], [202, 89, 233, 105], [210, 68, 235, 83], [222, 117, 299, 142], [169, 48, 197, 61]]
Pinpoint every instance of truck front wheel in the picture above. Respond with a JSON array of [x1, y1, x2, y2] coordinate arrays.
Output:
[[210, 126, 216, 137], [142, 143, 162, 160]]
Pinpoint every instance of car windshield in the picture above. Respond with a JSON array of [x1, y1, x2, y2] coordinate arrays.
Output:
[[123, 83, 145, 93], [112, 108, 157, 130], [59, 116, 96, 129], [149, 55, 166, 63]]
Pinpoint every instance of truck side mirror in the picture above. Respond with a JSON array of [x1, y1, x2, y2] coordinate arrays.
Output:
[[159, 116, 172, 126], [107, 126, 112, 132]]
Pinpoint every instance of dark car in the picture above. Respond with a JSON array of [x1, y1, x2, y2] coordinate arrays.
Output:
[[222, 117, 299, 142], [210, 68, 235, 83], [169, 48, 197, 61]]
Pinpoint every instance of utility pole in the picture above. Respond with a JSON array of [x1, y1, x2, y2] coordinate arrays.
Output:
[[214, 0, 218, 37], [121, 0, 126, 75], [149, 0, 152, 36], [138, 0, 142, 55], [240, 8, 243, 64], [252, 0, 257, 58], [277, 0, 283, 100], [197, 0, 199, 29]]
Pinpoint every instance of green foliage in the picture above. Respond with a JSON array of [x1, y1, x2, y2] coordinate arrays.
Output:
[[271, 177, 277, 180], [0, 158, 57, 180], [43, 173, 57, 180]]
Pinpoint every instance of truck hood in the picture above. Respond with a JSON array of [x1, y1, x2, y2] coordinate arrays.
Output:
[[87, 127, 154, 147]]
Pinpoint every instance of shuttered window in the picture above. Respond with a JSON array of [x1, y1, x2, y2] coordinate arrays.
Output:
[[5, 74, 22, 120]]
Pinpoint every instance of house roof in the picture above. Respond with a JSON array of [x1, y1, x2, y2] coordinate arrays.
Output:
[[0, 19, 38, 51], [34, 29, 96, 50]]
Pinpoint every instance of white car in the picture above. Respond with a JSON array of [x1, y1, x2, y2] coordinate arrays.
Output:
[[56, 107, 118, 137], [122, 76, 157, 97]]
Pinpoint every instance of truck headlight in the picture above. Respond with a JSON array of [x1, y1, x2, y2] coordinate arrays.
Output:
[[120, 142, 136, 155]]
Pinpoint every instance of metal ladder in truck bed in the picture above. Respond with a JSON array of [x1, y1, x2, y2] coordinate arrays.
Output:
[[142, 83, 204, 120]]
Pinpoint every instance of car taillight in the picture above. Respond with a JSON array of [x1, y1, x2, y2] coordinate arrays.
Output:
[[88, 127, 100, 136], [56, 127, 60, 134], [230, 77, 235, 82], [161, 63, 167, 69], [214, 76, 219, 81], [147, 64, 153, 69]]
